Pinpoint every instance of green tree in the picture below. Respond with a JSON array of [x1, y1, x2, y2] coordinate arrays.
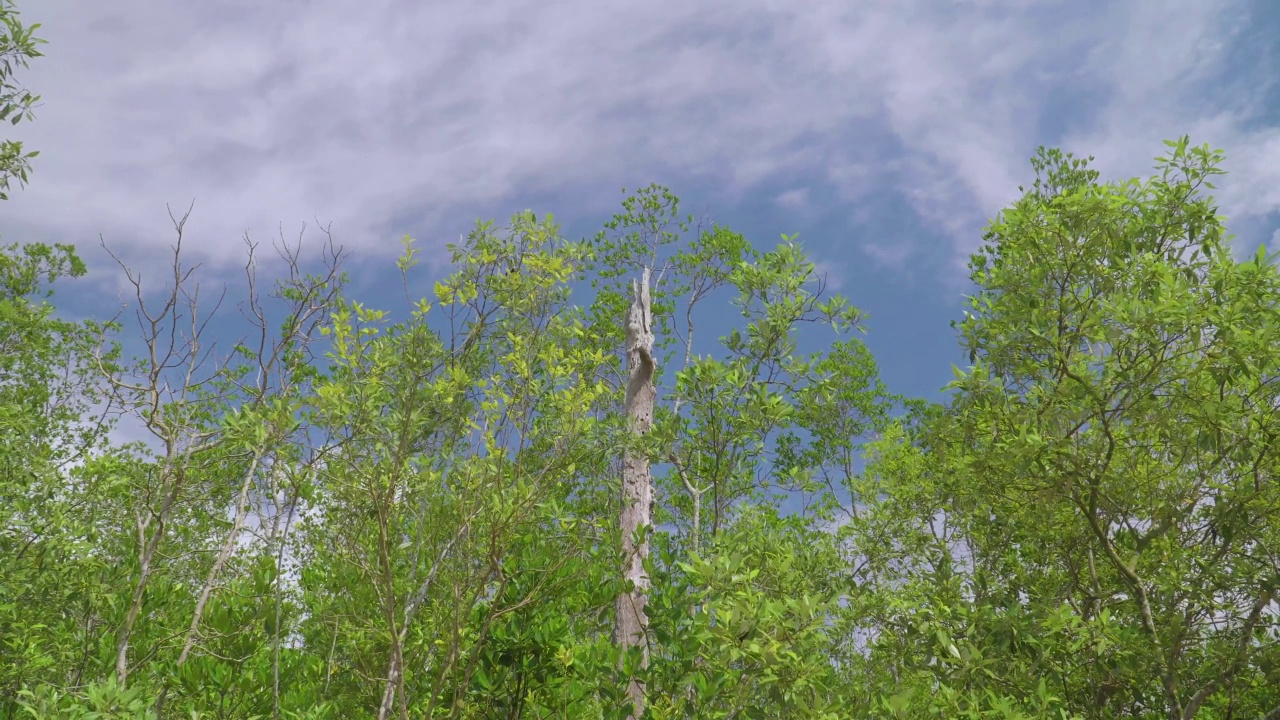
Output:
[[2, 168, 898, 720], [0, 0, 44, 200], [0, 241, 120, 708], [0, 4, 128, 702], [578, 185, 901, 719], [851, 138, 1280, 719]]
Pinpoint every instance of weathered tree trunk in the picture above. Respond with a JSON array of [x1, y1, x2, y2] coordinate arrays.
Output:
[[616, 269, 655, 720]]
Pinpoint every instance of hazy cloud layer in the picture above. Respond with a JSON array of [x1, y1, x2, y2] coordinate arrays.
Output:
[[5, 0, 1278, 284]]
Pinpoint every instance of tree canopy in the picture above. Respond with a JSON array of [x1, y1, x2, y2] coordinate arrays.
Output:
[[1, 2, 1277, 718]]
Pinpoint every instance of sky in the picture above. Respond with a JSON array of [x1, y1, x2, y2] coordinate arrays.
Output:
[[6, 0, 1280, 412]]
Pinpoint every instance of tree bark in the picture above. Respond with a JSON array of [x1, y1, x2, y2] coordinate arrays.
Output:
[[616, 269, 655, 720]]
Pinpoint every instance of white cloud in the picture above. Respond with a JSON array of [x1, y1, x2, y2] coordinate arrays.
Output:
[[4, 0, 1275, 288], [775, 188, 811, 213], [861, 242, 915, 271], [1056, 2, 1280, 244]]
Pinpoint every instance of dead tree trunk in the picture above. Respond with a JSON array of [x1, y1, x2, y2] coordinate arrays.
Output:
[[616, 269, 655, 720]]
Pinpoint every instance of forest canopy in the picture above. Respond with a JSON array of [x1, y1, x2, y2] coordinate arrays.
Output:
[[2, 2, 1278, 719]]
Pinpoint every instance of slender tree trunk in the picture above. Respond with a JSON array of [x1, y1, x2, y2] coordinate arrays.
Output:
[[615, 269, 656, 720], [116, 464, 182, 685], [376, 509, 404, 720], [155, 448, 265, 716], [178, 450, 264, 667]]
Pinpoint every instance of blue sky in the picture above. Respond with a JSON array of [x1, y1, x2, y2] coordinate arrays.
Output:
[[6, 0, 1280, 421]]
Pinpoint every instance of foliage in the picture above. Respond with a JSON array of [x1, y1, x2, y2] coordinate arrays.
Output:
[[0, 0, 44, 200], [2, 13, 1276, 714], [843, 138, 1280, 719]]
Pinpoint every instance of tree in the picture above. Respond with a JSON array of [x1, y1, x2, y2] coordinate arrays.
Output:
[[0, 3, 126, 706], [0, 241, 118, 706], [849, 138, 1280, 719], [0, 0, 44, 200], [579, 185, 897, 719], [615, 266, 655, 720]]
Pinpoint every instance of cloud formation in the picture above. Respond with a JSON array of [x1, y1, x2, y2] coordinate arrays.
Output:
[[5, 0, 1277, 285]]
